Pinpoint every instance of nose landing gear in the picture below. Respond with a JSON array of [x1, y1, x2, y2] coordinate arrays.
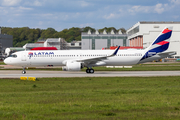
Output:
[[22, 67, 26, 74]]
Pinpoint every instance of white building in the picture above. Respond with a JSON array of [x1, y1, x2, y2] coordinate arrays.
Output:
[[23, 38, 68, 50], [67, 41, 81, 50], [126, 22, 180, 58]]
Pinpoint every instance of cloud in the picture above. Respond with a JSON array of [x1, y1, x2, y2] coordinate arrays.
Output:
[[23, 0, 43, 7], [104, 13, 116, 19], [18, 6, 33, 11], [128, 3, 170, 15], [7, 19, 15, 23], [128, 5, 151, 14], [2, 0, 22, 6], [79, 1, 91, 7], [172, 15, 179, 19], [33, 0, 42, 6], [8, 6, 33, 14], [40, 13, 53, 17], [38, 21, 43, 25], [154, 3, 167, 14], [169, 0, 180, 4], [0, 6, 8, 15], [80, 23, 94, 28]]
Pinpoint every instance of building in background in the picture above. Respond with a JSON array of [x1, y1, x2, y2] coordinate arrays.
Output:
[[67, 41, 81, 50], [23, 38, 69, 50], [0, 27, 13, 59], [126, 21, 180, 57], [81, 29, 128, 50], [44, 38, 68, 50]]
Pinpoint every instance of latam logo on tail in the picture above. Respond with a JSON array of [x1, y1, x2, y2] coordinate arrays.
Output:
[[141, 28, 172, 60], [152, 28, 172, 46]]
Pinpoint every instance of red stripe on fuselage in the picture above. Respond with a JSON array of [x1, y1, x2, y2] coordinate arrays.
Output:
[[156, 41, 169, 45], [162, 29, 172, 34]]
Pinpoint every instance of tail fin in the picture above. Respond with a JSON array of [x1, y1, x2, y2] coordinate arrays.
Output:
[[141, 27, 173, 60], [147, 26, 172, 52]]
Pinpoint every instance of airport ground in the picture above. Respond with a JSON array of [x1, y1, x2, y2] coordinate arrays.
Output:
[[1, 62, 180, 119], [1, 62, 180, 78], [0, 76, 180, 120]]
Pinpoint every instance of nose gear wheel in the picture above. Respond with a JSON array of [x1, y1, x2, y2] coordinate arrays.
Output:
[[22, 67, 26, 74]]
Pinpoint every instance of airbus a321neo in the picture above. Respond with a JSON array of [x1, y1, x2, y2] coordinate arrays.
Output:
[[4, 27, 176, 74]]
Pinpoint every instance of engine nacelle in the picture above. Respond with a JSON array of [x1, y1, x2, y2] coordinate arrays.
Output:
[[62, 61, 83, 71]]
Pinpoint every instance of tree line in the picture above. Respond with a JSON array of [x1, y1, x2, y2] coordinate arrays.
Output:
[[2, 26, 126, 47]]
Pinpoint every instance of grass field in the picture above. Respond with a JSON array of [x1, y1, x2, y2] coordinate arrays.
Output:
[[0, 61, 5, 65], [0, 77, 180, 120], [87, 64, 180, 71]]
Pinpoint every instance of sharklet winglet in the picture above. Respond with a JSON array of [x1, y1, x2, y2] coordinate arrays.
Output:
[[112, 46, 120, 56]]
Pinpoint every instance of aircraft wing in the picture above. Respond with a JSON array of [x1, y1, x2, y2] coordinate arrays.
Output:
[[76, 46, 120, 65]]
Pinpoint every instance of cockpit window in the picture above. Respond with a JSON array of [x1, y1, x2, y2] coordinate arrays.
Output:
[[9, 54, 17, 58]]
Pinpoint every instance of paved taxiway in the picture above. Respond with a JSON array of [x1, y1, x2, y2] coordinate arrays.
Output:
[[0, 70, 180, 78]]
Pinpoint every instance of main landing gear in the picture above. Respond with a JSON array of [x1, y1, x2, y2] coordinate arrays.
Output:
[[86, 68, 94, 74], [22, 67, 26, 74]]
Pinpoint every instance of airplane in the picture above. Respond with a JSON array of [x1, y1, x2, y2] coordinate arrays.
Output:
[[4, 27, 176, 74]]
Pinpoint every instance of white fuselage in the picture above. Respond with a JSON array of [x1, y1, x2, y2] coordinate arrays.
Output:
[[4, 49, 163, 67]]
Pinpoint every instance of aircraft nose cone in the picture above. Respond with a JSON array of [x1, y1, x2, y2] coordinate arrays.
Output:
[[4, 58, 10, 65]]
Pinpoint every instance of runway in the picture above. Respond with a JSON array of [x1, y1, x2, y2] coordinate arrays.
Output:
[[0, 70, 180, 78]]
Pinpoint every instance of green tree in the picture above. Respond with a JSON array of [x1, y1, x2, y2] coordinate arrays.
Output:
[[98, 27, 118, 33], [119, 28, 126, 34], [82, 26, 96, 33], [40, 28, 57, 39], [75, 36, 81, 41], [1, 26, 126, 47]]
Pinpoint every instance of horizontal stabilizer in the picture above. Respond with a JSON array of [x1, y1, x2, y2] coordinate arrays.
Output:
[[157, 51, 177, 56]]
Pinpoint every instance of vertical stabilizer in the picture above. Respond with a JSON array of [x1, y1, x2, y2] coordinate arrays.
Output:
[[141, 27, 173, 60]]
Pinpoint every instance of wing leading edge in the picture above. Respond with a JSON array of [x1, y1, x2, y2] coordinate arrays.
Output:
[[76, 46, 120, 65]]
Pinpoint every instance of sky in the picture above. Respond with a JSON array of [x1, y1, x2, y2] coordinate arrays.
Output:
[[0, 0, 180, 31]]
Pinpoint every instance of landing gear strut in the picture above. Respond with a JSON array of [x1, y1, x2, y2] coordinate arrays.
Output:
[[22, 67, 26, 74], [86, 68, 94, 74]]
